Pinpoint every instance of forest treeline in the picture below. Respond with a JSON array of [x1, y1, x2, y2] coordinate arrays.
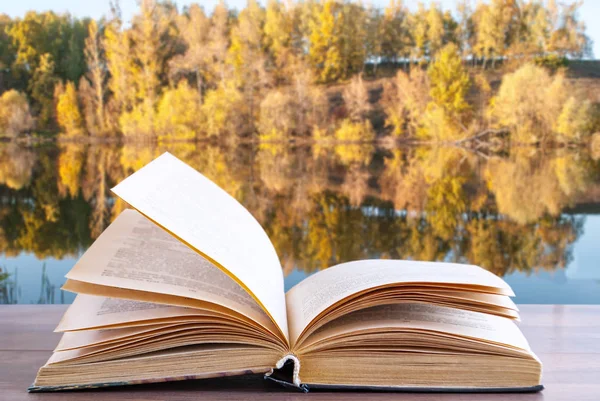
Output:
[[0, 0, 597, 144], [1, 142, 597, 275]]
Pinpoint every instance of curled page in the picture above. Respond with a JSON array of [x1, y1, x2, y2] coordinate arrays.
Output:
[[111, 153, 288, 342], [286, 259, 514, 347], [64, 210, 276, 335]]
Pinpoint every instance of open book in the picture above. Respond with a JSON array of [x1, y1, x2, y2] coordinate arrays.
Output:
[[30, 153, 543, 393]]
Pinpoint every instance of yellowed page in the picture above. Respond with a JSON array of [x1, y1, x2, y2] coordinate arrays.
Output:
[[299, 303, 531, 354], [286, 259, 514, 346], [111, 152, 288, 341], [64, 209, 276, 335], [55, 294, 223, 332]]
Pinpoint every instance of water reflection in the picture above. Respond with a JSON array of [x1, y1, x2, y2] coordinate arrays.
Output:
[[0, 142, 598, 304]]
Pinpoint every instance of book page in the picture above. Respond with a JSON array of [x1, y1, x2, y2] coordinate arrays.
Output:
[[111, 153, 288, 341], [55, 294, 223, 332], [65, 209, 277, 336], [300, 303, 531, 353], [286, 259, 514, 346]]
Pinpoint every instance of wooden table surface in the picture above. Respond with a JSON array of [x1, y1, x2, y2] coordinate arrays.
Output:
[[1, 304, 599, 401]]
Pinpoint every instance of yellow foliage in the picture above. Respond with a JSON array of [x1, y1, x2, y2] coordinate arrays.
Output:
[[0, 145, 36, 190], [425, 175, 467, 241], [0, 90, 34, 137], [119, 103, 155, 137], [155, 81, 202, 141], [343, 74, 370, 121], [427, 43, 470, 119], [334, 119, 375, 142], [592, 133, 600, 161], [418, 105, 466, 141], [57, 144, 84, 197], [120, 144, 159, 173], [201, 82, 244, 138], [258, 90, 296, 140], [491, 63, 593, 143], [383, 68, 429, 137], [312, 126, 332, 142], [485, 151, 589, 224], [334, 143, 374, 166], [309, 0, 343, 83], [555, 97, 593, 142], [257, 143, 292, 192], [56, 81, 84, 136]]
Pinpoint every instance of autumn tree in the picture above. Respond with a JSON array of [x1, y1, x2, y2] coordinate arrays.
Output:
[[227, 0, 270, 126], [55, 81, 84, 136], [264, 0, 295, 83], [548, 0, 590, 58], [383, 68, 430, 137], [0, 90, 34, 137], [427, 43, 470, 121], [338, 2, 368, 77], [473, 2, 506, 68], [80, 20, 107, 135], [155, 80, 202, 141], [201, 81, 245, 139], [343, 74, 370, 121], [207, 1, 231, 84], [169, 4, 210, 102], [456, 0, 475, 60], [426, 2, 445, 58], [309, 0, 342, 82], [409, 3, 428, 64], [104, 5, 134, 130], [490, 63, 594, 143], [120, 0, 176, 137]]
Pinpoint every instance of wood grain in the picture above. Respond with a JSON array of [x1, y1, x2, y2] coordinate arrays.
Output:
[[1, 304, 599, 401]]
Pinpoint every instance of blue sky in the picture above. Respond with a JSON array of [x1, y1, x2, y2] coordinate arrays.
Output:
[[3, 0, 598, 58]]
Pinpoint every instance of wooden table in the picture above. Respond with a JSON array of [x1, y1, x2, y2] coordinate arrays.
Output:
[[1, 305, 598, 401]]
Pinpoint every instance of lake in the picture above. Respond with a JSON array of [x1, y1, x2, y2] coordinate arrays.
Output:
[[1, 142, 599, 305]]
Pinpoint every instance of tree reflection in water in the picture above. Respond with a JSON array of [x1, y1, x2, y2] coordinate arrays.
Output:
[[0, 142, 597, 299]]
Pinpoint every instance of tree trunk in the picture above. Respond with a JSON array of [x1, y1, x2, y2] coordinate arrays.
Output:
[[196, 69, 203, 105]]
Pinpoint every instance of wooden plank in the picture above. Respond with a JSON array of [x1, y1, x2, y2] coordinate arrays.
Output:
[[1, 305, 599, 401]]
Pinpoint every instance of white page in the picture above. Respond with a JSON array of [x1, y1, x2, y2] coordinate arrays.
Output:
[[111, 153, 288, 341]]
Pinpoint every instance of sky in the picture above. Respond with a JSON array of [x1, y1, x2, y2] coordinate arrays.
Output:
[[2, 0, 598, 59]]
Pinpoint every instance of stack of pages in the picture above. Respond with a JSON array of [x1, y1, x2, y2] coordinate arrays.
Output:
[[30, 153, 543, 393]]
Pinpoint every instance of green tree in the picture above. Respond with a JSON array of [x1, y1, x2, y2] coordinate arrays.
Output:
[[29, 53, 58, 127], [0, 14, 17, 92]]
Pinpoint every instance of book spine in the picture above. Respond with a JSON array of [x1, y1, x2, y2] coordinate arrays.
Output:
[[265, 354, 308, 391]]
